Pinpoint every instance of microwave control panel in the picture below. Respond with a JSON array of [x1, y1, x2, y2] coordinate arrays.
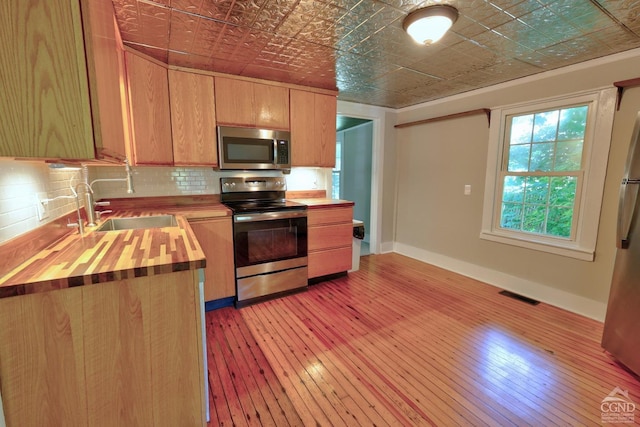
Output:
[[277, 140, 289, 164]]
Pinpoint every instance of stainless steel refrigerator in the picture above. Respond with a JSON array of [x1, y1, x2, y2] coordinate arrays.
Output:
[[602, 111, 640, 376]]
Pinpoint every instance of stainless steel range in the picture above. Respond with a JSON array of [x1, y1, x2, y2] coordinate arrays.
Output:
[[220, 177, 308, 307]]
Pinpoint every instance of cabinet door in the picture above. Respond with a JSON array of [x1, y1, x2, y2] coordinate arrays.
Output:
[[308, 206, 353, 226], [0, 0, 95, 159], [0, 287, 88, 426], [308, 223, 353, 251], [290, 90, 337, 167], [126, 52, 173, 165], [189, 218, 235, 301], [214, 77, 255, 126], [307, 205, 353, 279], [82, 0, 128, 161], [315, 93, 337, 167], [169, 70, 217, 165], [253, 82, 290, 130], [309, 247, 352, 279], [290, 89, 319, 166]]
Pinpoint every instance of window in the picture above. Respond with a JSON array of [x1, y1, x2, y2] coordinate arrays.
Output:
[[481, 89, 616, 261], [332, 135, 342, 199]]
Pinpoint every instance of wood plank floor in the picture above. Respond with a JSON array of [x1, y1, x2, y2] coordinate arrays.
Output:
[[206, 253, 640, 426]]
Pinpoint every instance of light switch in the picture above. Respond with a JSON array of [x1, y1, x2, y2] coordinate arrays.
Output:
[[464, 185, 471, 196]]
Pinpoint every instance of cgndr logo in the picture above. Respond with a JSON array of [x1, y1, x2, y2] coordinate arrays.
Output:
[[601, 387, 636, 424]]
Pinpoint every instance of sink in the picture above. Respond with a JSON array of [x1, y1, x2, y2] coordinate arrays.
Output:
[[95, 215, 178, 232]]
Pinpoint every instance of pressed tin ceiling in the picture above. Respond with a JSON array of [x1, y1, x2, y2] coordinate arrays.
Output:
[[111, 0, 640, 109]]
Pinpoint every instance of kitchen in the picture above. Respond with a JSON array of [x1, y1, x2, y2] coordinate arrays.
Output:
[[2, 0, 640, 425]]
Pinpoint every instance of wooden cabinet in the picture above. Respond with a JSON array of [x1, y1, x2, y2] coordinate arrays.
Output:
[[83, 0, 129, 161], [214, 76, 289, 129], [169, 70, 218, 166], [189, 217, 235, 301], [126, 52, 173, 165], [0, 0, 127, 160], [307, 206, 353, 279], [0, 270, 206, 426], [290, 89, 337, 167]]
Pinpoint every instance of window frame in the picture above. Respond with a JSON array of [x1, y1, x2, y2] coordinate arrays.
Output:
[[480, 88, 616, 261], [332, 132, 343, 199]]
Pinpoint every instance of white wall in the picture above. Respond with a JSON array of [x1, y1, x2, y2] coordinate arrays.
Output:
[[392, 48, 640, 320]]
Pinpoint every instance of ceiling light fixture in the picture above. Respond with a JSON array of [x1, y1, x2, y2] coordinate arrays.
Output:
[[403, 5, 458, 45]]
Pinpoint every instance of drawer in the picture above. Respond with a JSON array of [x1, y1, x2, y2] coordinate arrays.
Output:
[[307, 207, 352, 226], [308, 246, 352, 278], [308, 223, 352, 251]]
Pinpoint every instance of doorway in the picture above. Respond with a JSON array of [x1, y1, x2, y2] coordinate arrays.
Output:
[[335, 116, 373, 255]]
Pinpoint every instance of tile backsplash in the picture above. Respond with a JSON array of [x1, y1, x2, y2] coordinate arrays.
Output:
[[89, 166, 219, 199], [89, 165, 331, 199], [0, 159, 81, 244], [0, 160, 331, 246]]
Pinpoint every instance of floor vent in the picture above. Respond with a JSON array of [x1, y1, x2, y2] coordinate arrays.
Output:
[[499, 290, 540, 305]]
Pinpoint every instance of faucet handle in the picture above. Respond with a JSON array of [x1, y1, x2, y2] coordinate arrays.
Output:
[[96, 210, 113, 220], [95, 201, 111, 207], [67, 219, 84, 235]]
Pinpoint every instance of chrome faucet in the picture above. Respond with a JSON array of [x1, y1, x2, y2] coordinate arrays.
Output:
[[89, 158, 135, 194], [74, 182, 97, 227], [39, 192, 86, 236], [82, 159, 135, 225], [38, 159, 135, 236]]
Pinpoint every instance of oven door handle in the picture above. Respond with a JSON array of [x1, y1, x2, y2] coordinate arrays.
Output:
[[234, 210, 307, 223]]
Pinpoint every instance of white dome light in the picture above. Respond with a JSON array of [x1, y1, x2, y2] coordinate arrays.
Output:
[[403, 5, 459, 45]]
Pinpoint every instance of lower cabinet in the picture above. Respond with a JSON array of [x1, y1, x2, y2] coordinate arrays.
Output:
[[0, 270, 206, 427], [189, 217, 235, 301], [307, 206, 353, 279]]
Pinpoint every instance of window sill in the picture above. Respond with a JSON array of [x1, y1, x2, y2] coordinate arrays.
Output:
[[479, 231, 594, 261]]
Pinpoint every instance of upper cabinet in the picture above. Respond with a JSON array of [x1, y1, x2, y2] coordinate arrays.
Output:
[[0, 0, 128, 160], [82, 0, 129, 161], [214, 77, 289, 130], [125, 52, 173, 165], [169, 70, 217, 166], [290, 90, 337, 167]]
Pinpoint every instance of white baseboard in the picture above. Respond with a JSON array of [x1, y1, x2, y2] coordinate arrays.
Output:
[[393, 242, 607, 321], [380, 241, 395, 254]]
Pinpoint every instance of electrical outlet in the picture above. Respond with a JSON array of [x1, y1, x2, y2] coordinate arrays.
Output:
[[464, 184, 471, 196], [35, 192, 50, 221]]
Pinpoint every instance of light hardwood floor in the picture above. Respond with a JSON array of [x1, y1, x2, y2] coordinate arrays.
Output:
[[206, 253, 640, 426]]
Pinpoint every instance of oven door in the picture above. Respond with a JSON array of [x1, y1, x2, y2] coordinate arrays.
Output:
[[233, 210, 307, 278]]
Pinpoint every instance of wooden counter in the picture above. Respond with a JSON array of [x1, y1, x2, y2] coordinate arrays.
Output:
[[0, 214, 205, 298], [0, 197, 224, 426], [291, 198, 355, 209], [0, 198, 231, 299]]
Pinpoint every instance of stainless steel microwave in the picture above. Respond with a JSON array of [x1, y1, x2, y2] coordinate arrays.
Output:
[[217, 126, 291, 172]]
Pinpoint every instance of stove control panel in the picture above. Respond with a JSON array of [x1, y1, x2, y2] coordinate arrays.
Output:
[[221, 177, 287, 193]]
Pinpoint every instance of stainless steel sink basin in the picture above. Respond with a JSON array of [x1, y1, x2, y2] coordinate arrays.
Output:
[[95, 215, 178, 232]]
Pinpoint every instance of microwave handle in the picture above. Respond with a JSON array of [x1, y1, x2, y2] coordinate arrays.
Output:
[[273, 139, 278, 164]]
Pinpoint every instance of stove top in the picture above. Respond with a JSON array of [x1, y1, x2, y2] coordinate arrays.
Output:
[[220, 177, 306, 214], [222, 199, 306, 214]]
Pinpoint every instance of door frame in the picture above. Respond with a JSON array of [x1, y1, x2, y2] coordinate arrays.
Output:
[[337, 101, 388, 255]]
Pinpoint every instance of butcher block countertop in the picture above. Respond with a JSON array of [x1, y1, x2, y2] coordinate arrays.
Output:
[[0, 193, 351, 299], [0, 197, 232, 299]]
